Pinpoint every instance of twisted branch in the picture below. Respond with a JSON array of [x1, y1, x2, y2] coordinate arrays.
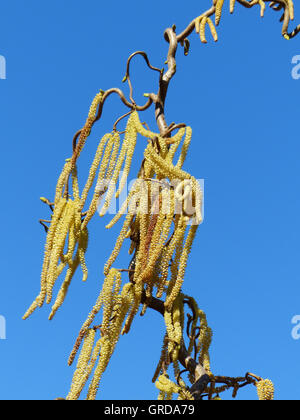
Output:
[[66, 0, 296, 400]]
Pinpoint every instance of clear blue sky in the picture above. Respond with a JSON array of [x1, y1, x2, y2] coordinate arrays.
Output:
[[1, 0, 300, 400]]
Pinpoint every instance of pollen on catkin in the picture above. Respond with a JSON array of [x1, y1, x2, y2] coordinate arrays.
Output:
[[199, 17, 208, 43], [215, 0, 225, 26], [230, 0, 236, 13], [256, 379, 274, 400], [34, 106, 211, 399], [67, 328, 96, 400], [288, 0, 294, 20], [165, 224, 198, 310], [207, 18, 218, 42], [155, 375, 180, 400], [80, 133, 112, 209]]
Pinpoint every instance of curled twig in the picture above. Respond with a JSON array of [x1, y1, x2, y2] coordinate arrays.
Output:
[[163, 123, 187, 139], [72, 87, 153, 154], [123, 51, 163, 104], [112, 110, 133, 132]]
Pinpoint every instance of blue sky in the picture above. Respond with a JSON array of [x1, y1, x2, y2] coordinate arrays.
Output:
[[1, 0, 300, 400]]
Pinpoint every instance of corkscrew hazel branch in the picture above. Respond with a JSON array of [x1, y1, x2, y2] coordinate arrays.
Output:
[[122, 51, 163, 105], [28, 0, 295, 400]]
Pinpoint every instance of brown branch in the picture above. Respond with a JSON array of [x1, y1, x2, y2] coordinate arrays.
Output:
[[112, 110, 132, 132], [71, 87, 153, 158], [123, 51, 163, 104], [67, 0, 296, 399], [150, 0, 300, 139]]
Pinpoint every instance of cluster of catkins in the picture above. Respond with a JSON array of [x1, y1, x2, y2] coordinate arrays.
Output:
[[23, 85, 274, 400], [23, 89, 205, 399]]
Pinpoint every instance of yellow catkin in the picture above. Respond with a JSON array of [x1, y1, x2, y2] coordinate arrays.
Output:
[[62, 221, 77, 265], [157, 135, 169, 158], [134, 185, 149, 275], [105, 179, 140, 230], [131, 111, 157, 139], [80, 133, 112, 208], [165, 224, 198, 310], [79, 273, 129, 343], [23, 196, 68, 319], [194, 15, 203, 34], [99, 128, 131, 217], [288, 0, 294, 20], [51, 108, 213, 399], [131, 111, 189, 159], [164, 309, 176, 358], [86, 337, 111, 400], [22, 299, 39, 320], [191, 177, 203, 225], [68, 290, 106, 366], [49, 258, 80, 320], [88, 91, 103, 120], [199, 17, 208, 43], [201, 329, 213, 373], [111, 292, 133, 344], [104, 211, 133, 276], [207, 18, 218, 42], [155, 375, 180, 399], [230, 0, 236, 14], [85, 283, 134, 400], [67, 328, 96, 400], [197, 309, 213, 374], [175, 180, 192, 203], [82, 133, 117, 227], [162, 216, 187, 299], [67, 336, 103, 400], [167, 128, 186, 163], [140, 190, 175, 285], [39, 197, 68, 306], [157, 217, 186, 298], [164, 296, 184, 363], [71, 165, 80, 201], [176, 127, 192, 168], [256, 379, 274, 400], [49, 203, 85, 317], [105, 132, 120, 179], [115, 114, 138, 198], [54, 160, 72, 205], [121, 280, 143, 335], [46, 200, 75, 303], [135, 198, 159, 284], [215, 0, 225, 26], [78, 227, 89, 282], [70, 91, 104, 169], [172, 294, 184, 361], [144, 144, 192, 181], [101, 269, 121, 334]]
